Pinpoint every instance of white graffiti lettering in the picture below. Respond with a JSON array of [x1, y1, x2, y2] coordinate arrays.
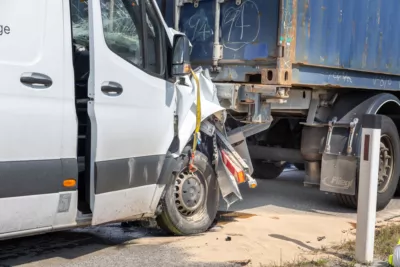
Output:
[[184, 9, 213, 42], [328, 71, 353, 84], [222, 0, 260, 51], [373, 76, 392, 88]]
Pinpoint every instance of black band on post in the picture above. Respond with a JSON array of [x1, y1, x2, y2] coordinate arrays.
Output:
[[362, 114, 382, 129]]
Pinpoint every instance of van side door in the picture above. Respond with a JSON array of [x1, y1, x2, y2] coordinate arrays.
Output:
[[88, 0, 177, 225]]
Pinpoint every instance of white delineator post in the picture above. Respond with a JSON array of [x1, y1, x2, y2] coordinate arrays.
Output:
[[355, 114, 382, 264]]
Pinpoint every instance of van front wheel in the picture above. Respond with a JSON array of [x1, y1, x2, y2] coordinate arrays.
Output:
[[156, 151, 219, 235]]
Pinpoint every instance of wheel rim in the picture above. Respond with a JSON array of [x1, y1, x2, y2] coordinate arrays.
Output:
[[174, 169, 206, 216], [378, 134, 394, 193]]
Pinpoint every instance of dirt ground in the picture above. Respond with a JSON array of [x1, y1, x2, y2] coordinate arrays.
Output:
[[168, 212, 355, 266]]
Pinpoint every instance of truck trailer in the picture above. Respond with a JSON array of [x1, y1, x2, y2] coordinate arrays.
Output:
[[161, 0, 400, 210]]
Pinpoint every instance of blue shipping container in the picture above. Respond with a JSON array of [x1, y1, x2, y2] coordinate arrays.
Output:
[[164, 0, 400, 91]]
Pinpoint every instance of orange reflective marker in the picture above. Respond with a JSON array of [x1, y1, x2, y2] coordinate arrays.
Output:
[[236, 170, 246, 184], [63, 179, 76, 187], [249, 182, 257, 189]]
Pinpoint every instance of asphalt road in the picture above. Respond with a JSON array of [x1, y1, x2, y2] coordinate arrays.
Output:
[[1, 169, 400, 267]]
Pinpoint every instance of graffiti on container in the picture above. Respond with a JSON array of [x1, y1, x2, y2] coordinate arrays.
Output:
[[183, 9, 214, 43], [281, 9, 294, 68], [283, 48, 292, 68], [222, 0, 260, 51], [281, 10, 294, 46], [327, 71, 353, 84], [373, 76, 392, 88]]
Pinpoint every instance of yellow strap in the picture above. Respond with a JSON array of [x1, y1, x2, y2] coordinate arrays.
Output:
[[190, 69, 201, 163]]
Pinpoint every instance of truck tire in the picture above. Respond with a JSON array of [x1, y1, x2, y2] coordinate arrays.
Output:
[[336, 115, 400, 211], [252, 160, 285, 180], [156, 150, 219, 235]]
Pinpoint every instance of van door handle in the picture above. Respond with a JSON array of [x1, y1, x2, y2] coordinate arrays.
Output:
[[20, 73, 53, 88], [101, 82, 123, 96]]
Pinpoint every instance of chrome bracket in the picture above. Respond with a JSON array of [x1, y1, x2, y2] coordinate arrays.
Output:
[[325, 117, 337, 153], [346, 118, 359, 155], [324, 117, 359, 155]]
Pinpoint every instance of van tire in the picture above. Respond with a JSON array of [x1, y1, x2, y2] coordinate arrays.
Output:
[[336, 115, 400, 211], [156, 151, 219, 235]]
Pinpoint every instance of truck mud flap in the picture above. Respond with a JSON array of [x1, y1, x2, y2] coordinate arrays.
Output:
[[320, 153, 357, 195]]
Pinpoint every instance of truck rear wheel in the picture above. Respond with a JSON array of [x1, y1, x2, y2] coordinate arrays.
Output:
[[252, 160, 285, 180], [156, 151, 219, 235], [336, 115, 400, 210]]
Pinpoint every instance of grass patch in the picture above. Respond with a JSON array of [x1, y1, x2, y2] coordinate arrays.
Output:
[[374, 223, 400, 258], [266, 257, 329, 267], [263, 223, 400, 267], [265, 256, 354, 267], [332, 223, 400, 260]]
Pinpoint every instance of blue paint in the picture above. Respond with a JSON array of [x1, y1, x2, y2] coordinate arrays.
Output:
[[295, 0, 400, 74], [159, 0, 400, 90], [244, 43, 268, 60], [180, 1, 215, 60]]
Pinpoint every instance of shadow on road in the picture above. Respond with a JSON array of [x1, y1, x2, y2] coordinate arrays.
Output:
[[222, 168, 400, 219], [220, 170, 357, 217], [269, 234, 317, 251], [0, 224, 240, 267], [0, 224, 168, 266]]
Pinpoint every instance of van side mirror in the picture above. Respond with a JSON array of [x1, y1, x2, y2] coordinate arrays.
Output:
[[171, 35, 191, 76]]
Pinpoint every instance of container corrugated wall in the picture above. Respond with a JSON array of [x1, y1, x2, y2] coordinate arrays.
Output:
[[295, 0, 400, 75]]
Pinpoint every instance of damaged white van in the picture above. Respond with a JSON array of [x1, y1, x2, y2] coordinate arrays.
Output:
[[0, 0, 257, 239]]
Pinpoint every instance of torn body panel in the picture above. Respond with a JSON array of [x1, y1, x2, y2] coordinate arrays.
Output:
[[174, 67, 226, 156], [174, 67, 255, 206]]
